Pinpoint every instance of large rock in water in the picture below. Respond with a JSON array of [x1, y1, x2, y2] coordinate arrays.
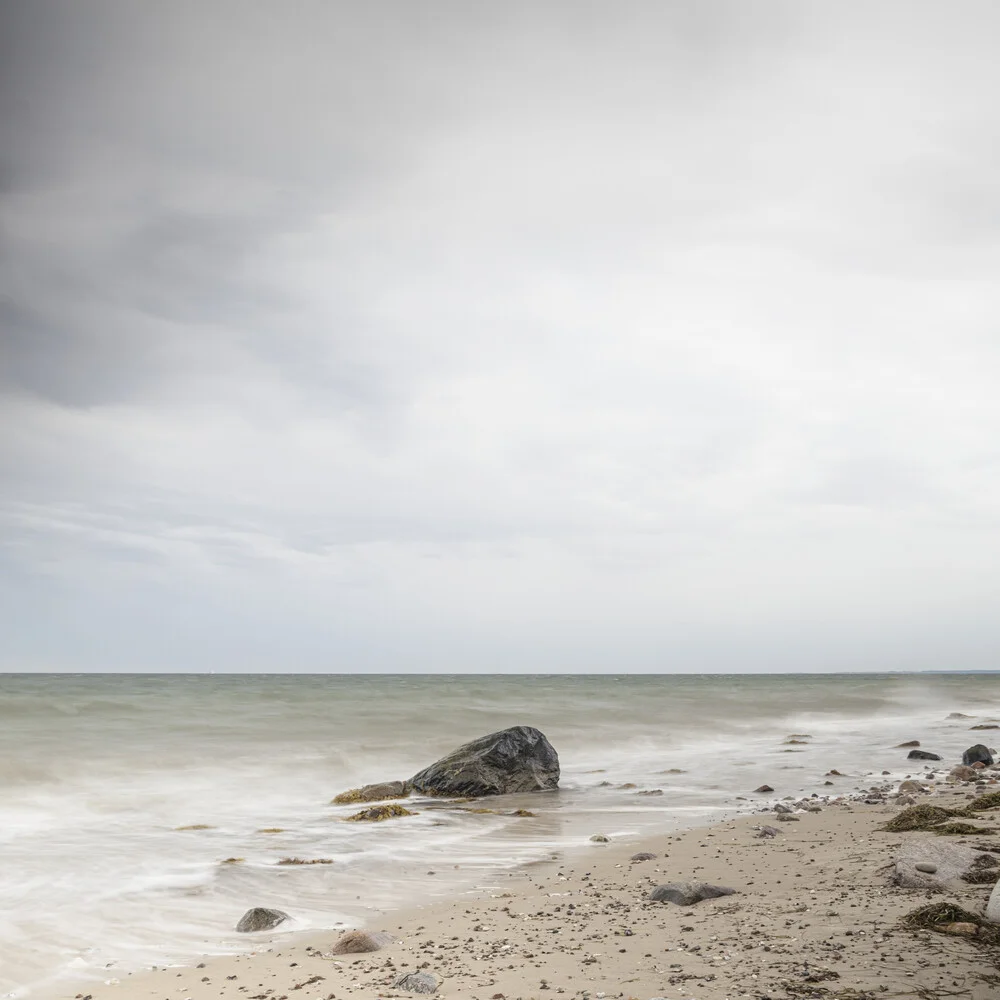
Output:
[[963, 744, 995, 766], [907, 749, 942, 761], [408, 726, 559, 797]]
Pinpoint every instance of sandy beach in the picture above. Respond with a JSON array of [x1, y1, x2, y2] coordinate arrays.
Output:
[[51, 776, 1000, 1000]]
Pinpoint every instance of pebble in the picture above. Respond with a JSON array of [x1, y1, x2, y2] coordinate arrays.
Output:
[[915, 862, 937, 874]]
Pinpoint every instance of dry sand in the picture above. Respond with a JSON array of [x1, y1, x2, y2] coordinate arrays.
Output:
[[47, 781, 1000, 1000]]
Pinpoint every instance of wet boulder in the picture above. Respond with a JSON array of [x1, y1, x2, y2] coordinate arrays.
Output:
[[408, 726, 559, 797], [907, 750, 942, 761], [332, 781, 409, 805], [963, 744, 995, 767], [236, 907, 289, 933]]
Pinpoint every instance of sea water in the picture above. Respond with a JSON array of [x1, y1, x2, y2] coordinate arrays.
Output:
[[1, 672, 998, 997]]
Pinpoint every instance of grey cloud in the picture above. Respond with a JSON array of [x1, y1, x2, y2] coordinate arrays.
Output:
[[3, 2, 1000, 671]]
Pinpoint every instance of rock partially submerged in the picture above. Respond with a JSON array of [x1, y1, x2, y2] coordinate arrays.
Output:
[[332, 781, 410, 805], [236, 907, 289, 933], [649, 881, 736, 905], [408, 726, 559, 797], [963, 744, 995, 767], [345, 804, 415, 822], [907, 750, 942, 761], [331, 929, 395, 954], [630, 851, 657, 861]]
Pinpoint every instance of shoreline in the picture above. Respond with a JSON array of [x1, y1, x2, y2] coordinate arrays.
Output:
[[39, 777, 1000, 1000]]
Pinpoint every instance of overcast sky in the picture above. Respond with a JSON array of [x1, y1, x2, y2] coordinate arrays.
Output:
[[1, 2, 999, 673]]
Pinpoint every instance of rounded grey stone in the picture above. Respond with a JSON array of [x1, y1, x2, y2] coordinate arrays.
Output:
[[395, 971, 439, 993], [915, 862, 938, 874], [236, 907, 289, 933]]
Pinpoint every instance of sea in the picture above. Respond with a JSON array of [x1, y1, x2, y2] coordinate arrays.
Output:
[[2, 671, 998, 997]]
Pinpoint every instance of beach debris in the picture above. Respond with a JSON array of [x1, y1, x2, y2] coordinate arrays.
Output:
[[784, 739, 808, 745], [648, 881, 736, 905], [331, 781, 410, 805], [256, 827, 286, 833], [236, 907, 289, 933], [331, 929, 394, 954], [881, 804, 972, 832], [971, 724, 1000, 730], [276, 857, 333, 865], [636, 788, 663, 796], [896, 740, 920, 748], [902, 902, 1000, 943], [659, 768, 686, 773], [907, 750, 941, 761], [590, 833, 610, 843], [345, 804, 415, 822], [630, 851, 657, 861], [934, 821, 994, 835], [962, 868, 1000, 884], [509, 808, 536, 816], [408, 726, 560, 797], [394, 971, 439, 993], [964, 744, 995, 767], [175, 824, 215, 831], [754, 784, 774, 793]]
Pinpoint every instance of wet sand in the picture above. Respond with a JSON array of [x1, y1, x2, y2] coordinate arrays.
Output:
[[50, 781, 1000, 1000]]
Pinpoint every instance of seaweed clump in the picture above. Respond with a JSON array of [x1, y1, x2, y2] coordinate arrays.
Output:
[[345, 804, 415, 822], [510, 809, 536, 817], [881, 804, 972, 832], [901, 902, 1000, 945], [175, 824, 215, 831], [969, 790, 1000, 811], [961, 869, 1000, 884], [934, 821, 995, 836], [276, 857, 334, 865]]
